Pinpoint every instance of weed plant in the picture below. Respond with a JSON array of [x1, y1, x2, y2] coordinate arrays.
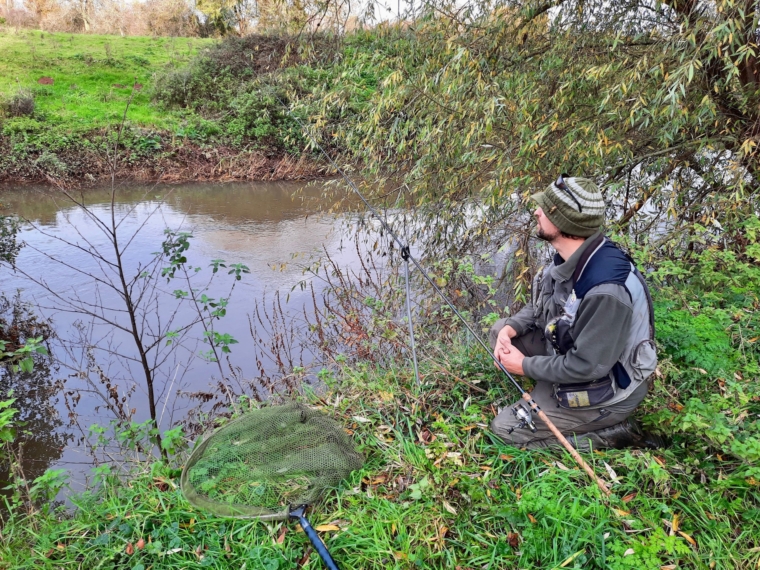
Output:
[[1, 89, 34, 118]]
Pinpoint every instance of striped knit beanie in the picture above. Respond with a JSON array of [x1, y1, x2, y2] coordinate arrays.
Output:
[[530, 176, 605, 237]]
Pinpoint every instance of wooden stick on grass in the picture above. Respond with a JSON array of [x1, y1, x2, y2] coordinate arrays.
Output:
[[521, 392, 611, 496]]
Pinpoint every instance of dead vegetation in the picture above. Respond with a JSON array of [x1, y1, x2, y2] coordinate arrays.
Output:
[[0, 140, 328, 187], [0, 89, 35, 118]]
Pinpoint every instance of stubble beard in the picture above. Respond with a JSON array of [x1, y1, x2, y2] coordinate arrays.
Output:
[[536, 224, 560, 242]]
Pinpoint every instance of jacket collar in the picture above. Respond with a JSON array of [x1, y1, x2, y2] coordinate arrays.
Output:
[[550, 231, 604, 283]]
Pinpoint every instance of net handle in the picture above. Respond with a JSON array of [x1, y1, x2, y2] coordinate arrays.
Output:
[[290, 505, 340, 570]]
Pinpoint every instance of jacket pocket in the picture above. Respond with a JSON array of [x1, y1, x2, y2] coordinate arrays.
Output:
[[630, 339, 657, 381], [553, 376, 616, 409]]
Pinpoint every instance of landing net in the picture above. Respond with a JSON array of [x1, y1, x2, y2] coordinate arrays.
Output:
[[181, 402, 363, 520]]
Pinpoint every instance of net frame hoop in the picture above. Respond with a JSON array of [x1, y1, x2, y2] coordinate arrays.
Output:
[[180, 406, 329, 521]]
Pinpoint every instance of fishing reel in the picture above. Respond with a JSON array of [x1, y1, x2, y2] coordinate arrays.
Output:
[[505, 403, 537, 434]]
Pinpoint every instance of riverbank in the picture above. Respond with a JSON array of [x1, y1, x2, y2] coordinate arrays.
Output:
[[2, 322, 759, 569], [0, 30, 366, 186], [0, 140, 326, 187], [3, 238, 760, 568]]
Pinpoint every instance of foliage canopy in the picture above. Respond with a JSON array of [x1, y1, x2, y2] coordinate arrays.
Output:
[[306, 0, 758, 273]]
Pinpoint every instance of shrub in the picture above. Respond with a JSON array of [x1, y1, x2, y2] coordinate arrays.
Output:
[[151, 66, 208, 109], [2, 89, 35, 118], [226, 85, 304, 148], [33, 151, 67, 176], [643, 223, 760, 478], [152, 34, 339, 111]]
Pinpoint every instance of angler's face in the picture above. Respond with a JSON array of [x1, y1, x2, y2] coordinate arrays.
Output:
[[534, 207, 560, 242]]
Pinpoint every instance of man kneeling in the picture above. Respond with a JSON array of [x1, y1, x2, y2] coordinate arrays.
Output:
[[490, 175, 659, 450]]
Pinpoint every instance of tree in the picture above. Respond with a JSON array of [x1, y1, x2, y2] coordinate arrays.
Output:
[[140, 0, 196, 37], [23, 0, 59, 30], [65, 0, 98, 31], [196, 0, 258, 35], [315, 0, 759, 300], [256, 0, 308, 33]]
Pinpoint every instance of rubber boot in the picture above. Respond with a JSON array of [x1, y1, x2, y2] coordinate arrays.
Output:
[[590, 418, 668, 449]]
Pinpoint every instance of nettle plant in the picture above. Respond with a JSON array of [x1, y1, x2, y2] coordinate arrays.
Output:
[[645, 226, 760, 479]]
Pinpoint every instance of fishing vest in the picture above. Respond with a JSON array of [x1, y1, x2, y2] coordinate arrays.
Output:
[[544, 234, 657, 409]]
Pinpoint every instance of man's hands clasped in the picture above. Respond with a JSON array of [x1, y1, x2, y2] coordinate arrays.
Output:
[[494, 324, 525, 376]]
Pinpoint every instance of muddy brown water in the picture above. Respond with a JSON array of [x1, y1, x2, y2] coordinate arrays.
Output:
[[0, 180, 367, 493]]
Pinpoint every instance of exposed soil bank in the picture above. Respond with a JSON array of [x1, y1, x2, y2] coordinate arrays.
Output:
[[0, 142, 328, 188]]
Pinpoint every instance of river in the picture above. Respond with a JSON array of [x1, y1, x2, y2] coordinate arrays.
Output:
[[0, 180, 368, 493]]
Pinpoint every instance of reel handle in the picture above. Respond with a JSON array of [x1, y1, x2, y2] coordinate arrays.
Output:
[[290, 505, 340, 570]]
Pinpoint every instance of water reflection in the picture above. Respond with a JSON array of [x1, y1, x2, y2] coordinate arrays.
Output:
[[0, 294, 69, 499], [0, 180, 358, 490]]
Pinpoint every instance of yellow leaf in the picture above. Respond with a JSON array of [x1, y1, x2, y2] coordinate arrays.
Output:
[[443, 500, 457, 515], [559, 549, 586, 567], [613, 508, 631, 516], [678, 531, 697, 546], [528, 514, 537, 524], [315, 524, 340, 532]]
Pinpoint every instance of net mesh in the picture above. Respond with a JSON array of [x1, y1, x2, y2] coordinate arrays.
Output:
[[181, 403, 363, 520]]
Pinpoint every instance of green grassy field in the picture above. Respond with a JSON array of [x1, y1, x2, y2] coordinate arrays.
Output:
[[0, 30, 212, 132]]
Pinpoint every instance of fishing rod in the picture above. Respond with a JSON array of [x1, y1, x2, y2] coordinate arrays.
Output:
[[280, 98, 611, 496]]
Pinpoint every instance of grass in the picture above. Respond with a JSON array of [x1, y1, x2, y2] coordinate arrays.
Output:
[[0, 30, 212, 132], [0, 30, 328, 183], [1, 341, 758, 569]]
